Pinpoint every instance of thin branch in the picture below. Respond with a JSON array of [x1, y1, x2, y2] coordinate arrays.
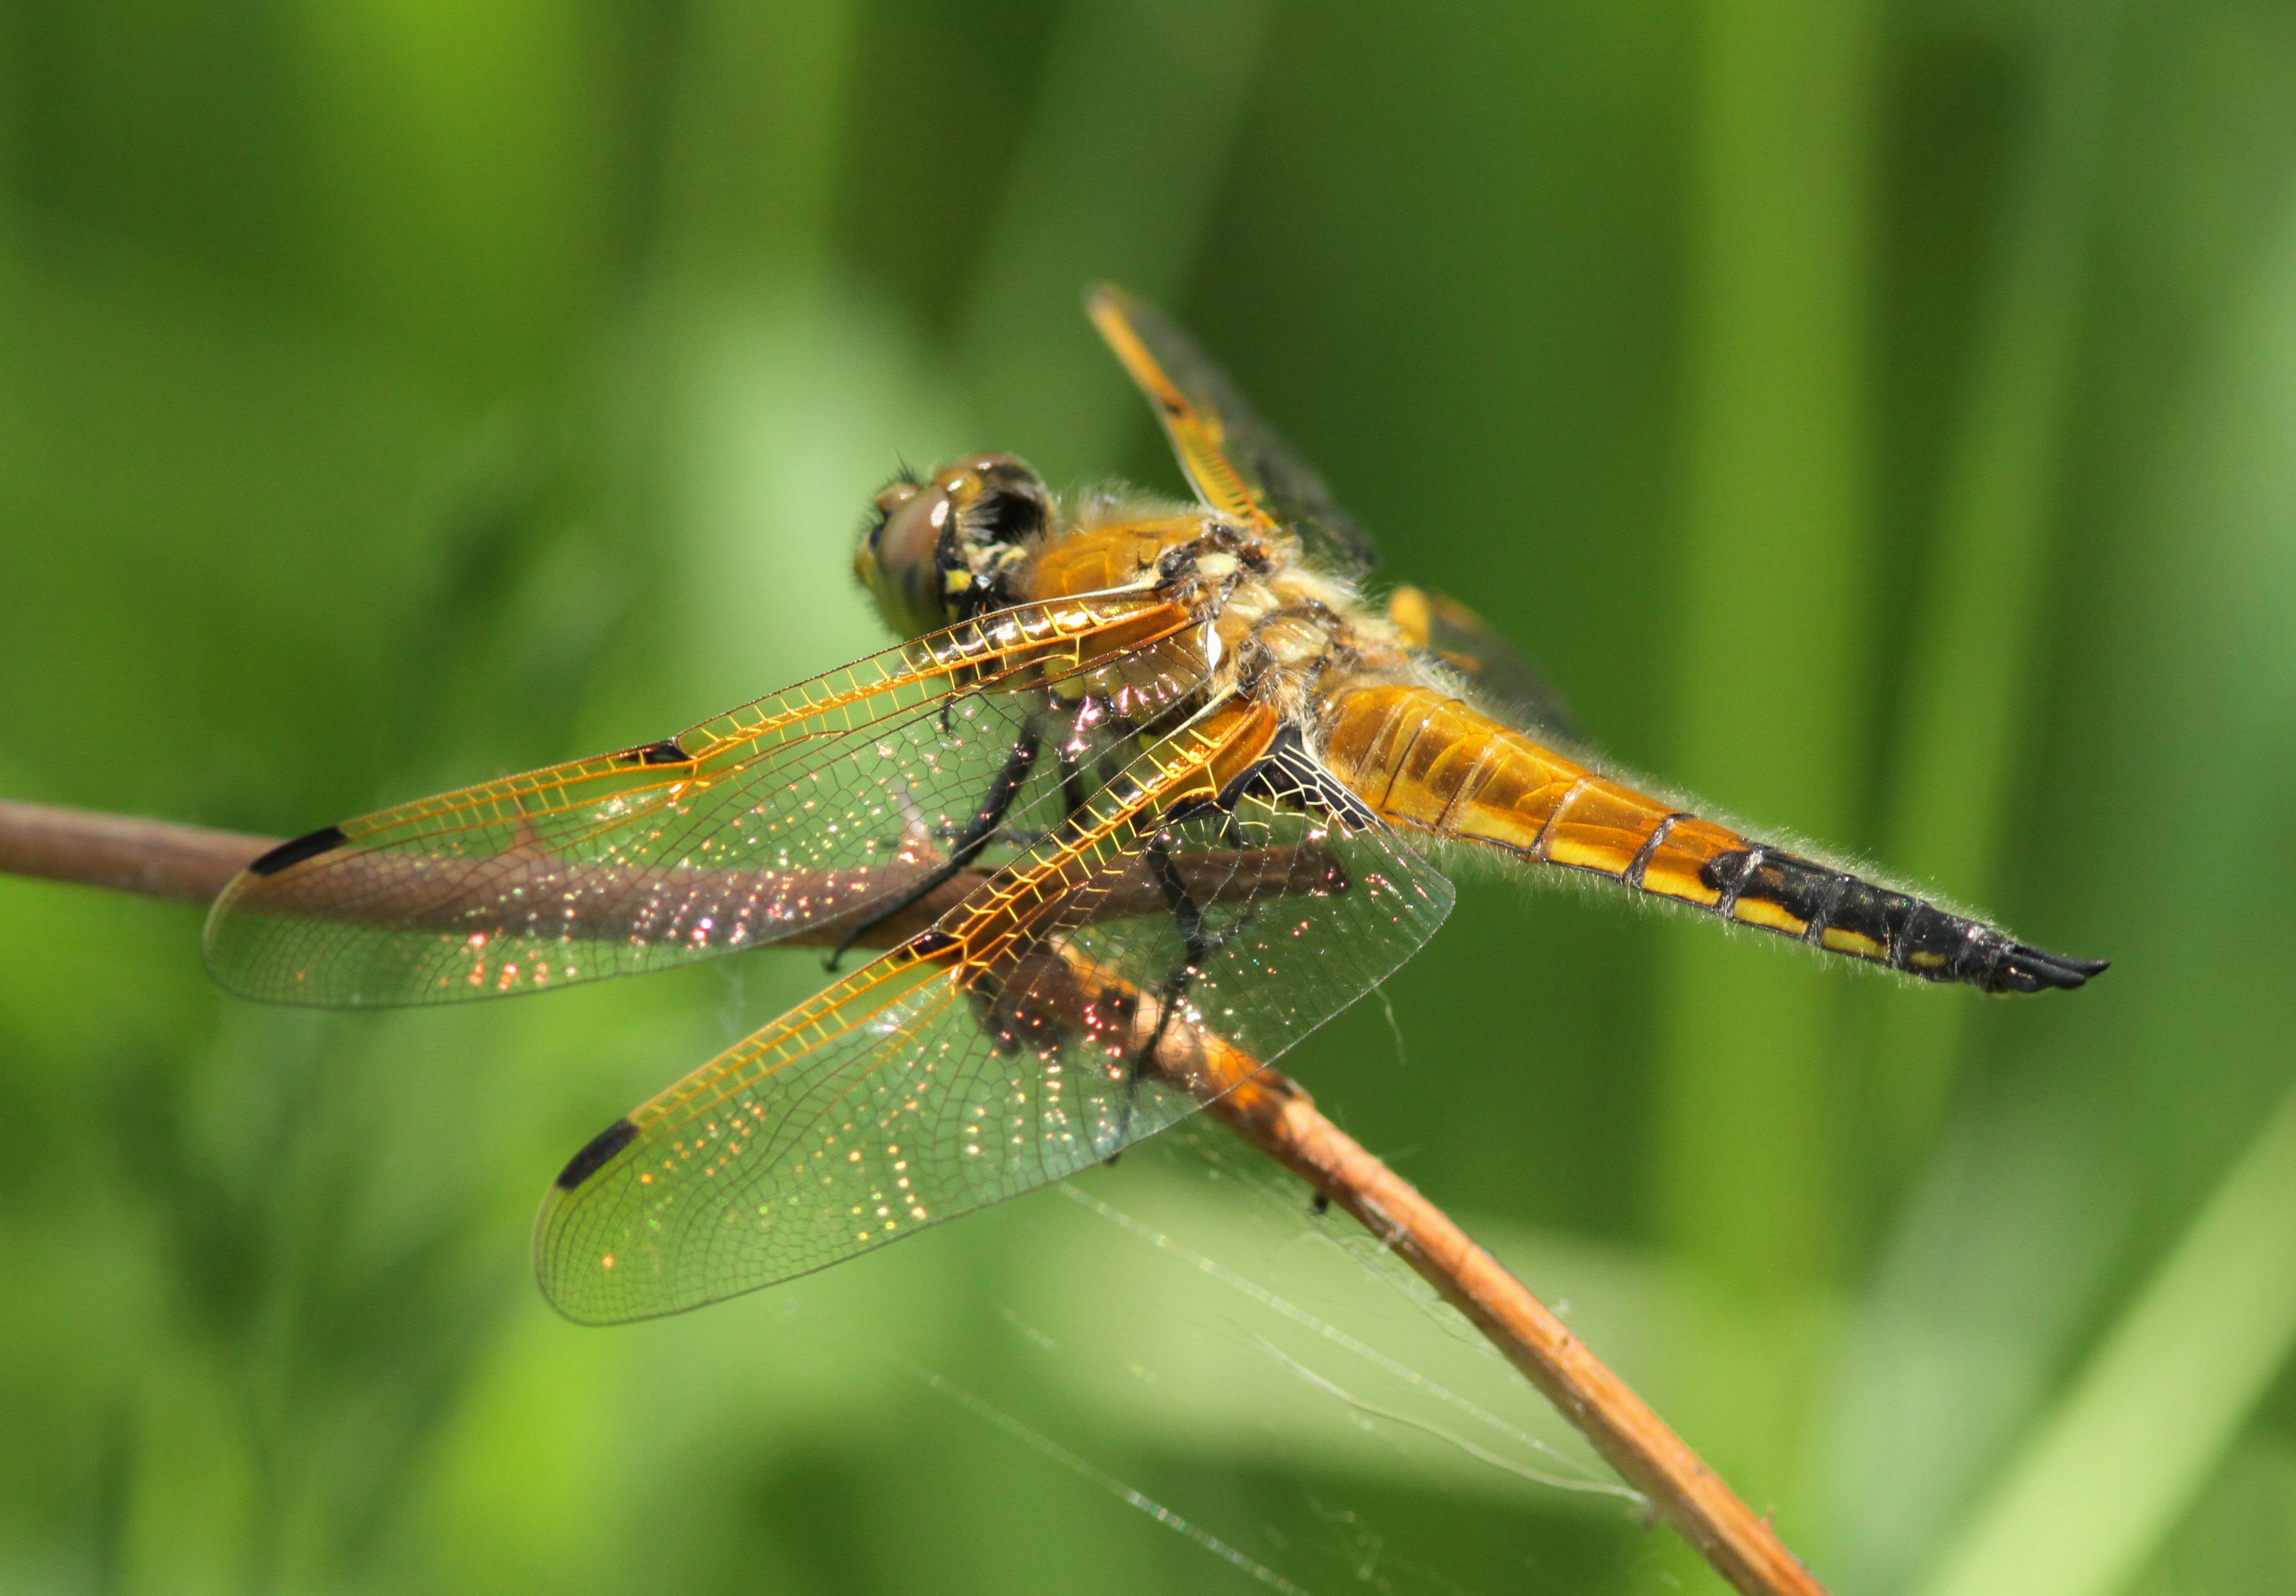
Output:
[[1203, 1071, 1822, 1594], [0, 799, 274, 905], [0, 794, 1828, 1596]]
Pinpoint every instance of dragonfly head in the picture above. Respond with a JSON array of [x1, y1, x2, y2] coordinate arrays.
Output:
[[855, 454, 1052, 636]]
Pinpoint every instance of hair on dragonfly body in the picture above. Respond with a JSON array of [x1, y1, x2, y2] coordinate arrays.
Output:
[[203, 285, 2102, 1324]]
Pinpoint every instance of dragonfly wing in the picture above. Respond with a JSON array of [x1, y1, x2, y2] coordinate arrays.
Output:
[[1387, 585, 1581, 745], [1087, 285, 1384, 577], [205, 597, 1203, 1008], [535, 706, 1455, 1322]]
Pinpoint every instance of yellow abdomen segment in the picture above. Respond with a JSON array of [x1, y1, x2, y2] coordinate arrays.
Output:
[[1315, 683, 2105, 995], [1317, 685, 1740, 908]]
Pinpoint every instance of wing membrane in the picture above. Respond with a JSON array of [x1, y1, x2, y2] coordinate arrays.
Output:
[[205, 597, 1203, 1007], [535, 706, 1455, 1322], [1386, 585, 1580, 744], [1087, 284, 1383, 575]]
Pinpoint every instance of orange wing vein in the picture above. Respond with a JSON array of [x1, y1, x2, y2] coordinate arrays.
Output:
[[205, 596, 1199, 1007], [534, 700, 1456, 1321], [1087, 285, 1383, 574]]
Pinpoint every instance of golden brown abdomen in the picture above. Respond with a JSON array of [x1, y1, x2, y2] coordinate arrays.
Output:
[[1315, 683, 2104, 994]]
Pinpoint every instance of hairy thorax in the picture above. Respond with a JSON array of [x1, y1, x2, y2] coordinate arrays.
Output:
[[1013, 506, 1418, 735]]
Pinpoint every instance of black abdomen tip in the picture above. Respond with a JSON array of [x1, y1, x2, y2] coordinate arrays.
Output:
[[248, 824, 348, 877], [555, 1118, 639, 1189], [1992, 948, 2111, 994]]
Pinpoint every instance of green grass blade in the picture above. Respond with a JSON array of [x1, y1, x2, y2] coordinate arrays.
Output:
[[955, 0, 1278, 479], [1914, 1079, 2296, 1596], [1868, 0, 2129, 1162]]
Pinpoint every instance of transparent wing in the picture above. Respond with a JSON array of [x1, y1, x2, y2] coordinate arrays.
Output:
[[1386, 584, 1581, 745], [205, 597, 1204, 1007], [1087, 284, 1383, 576], [535, 706, 1455, 1323]]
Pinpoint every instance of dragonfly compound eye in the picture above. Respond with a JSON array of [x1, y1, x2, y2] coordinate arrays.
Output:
[[858, 476, 957, 638]]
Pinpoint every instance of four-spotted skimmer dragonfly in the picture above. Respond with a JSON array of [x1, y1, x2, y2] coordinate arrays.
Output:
[[205, 287, 2104, 1322]]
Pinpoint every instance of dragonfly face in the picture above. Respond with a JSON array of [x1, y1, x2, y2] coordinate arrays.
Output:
[[203, 286, 2106, 1324], [853, 452, 1054, 636]]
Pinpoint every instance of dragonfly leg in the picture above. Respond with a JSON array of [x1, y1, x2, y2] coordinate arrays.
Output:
[[1094, 835, 1203, 1152], [1058, 693, 1199, 823], [826, 721, 1042, 970], [1057, 709, 1093, 819], [1110, 832, 1260, 1151], [1086, 707, 1149, 813]]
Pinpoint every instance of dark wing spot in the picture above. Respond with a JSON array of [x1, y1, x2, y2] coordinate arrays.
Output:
[[619, 739, 691, 766], [908, 930, 960, 960], [249, 825, 348, 877], [555, 1118, 639, 1189], [1195, 725, 1380, 828]]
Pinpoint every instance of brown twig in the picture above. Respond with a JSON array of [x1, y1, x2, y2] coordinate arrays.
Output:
[[1204, 1071, 1823, 1594], [0, 799, 275, 904], [0, 794, 1827, 1596]]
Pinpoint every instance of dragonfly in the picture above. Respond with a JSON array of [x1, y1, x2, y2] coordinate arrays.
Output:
[[204, 287, 2106, 1324]]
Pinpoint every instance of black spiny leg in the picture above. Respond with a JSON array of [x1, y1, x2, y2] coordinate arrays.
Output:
[[1144, 835, 1209, 973], [1056, 694, 1197, 827], [827, 724, 1042, 969], [1089, 708, 1144, 805], [1106, 834, 1219, 1152], [1057, 703, 1094, 820]]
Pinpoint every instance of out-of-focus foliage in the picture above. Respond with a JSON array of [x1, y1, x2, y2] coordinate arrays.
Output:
[[3, 0, 2294, 1591]]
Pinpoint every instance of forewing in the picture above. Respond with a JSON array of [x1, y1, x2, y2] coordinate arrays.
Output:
[[1387, 585, 1581, 744], [205, 597, 1201, 1007], [1087, 284, 1383, 576], [535, 711, 1455, 1322]]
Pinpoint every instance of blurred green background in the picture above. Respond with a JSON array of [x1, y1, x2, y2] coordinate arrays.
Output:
[[4, 0, 2295, 1590]]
